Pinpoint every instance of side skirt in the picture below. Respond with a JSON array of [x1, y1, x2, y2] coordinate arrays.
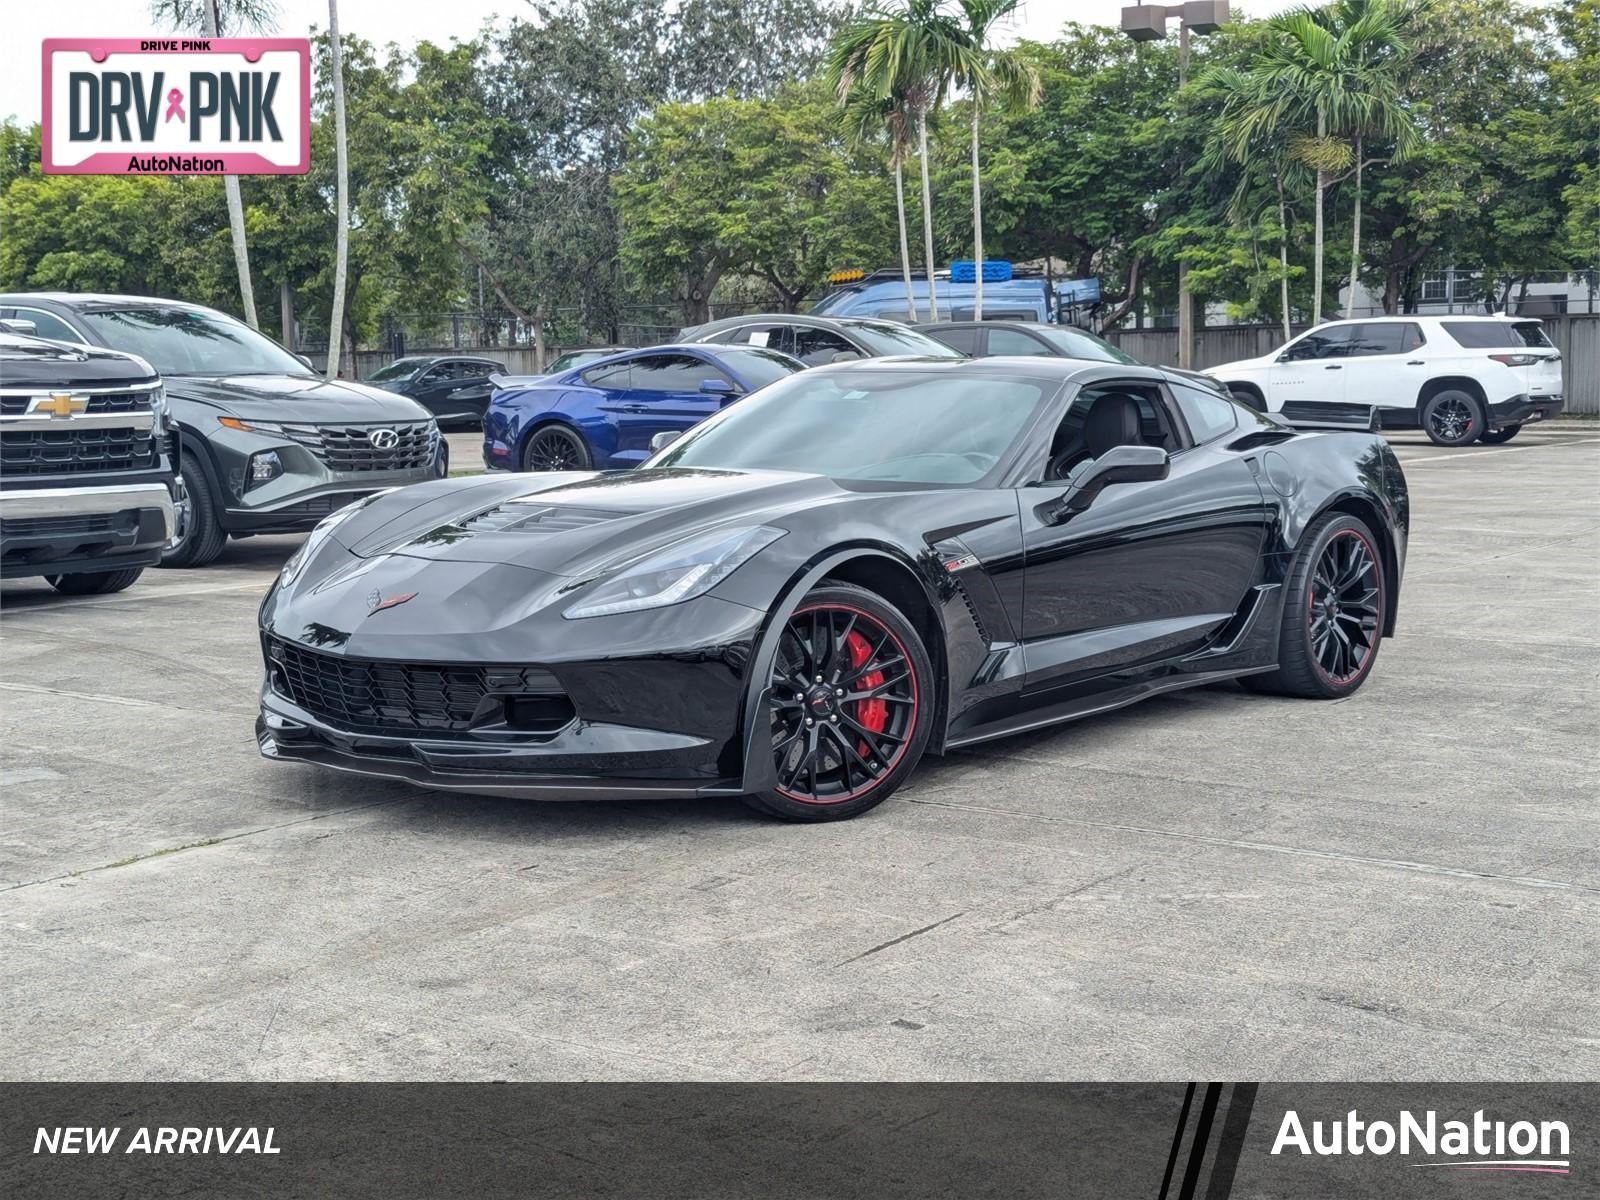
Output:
[[944, 663, 1273, 750]]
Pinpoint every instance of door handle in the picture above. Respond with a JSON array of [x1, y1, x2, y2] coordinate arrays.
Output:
[[1324, 364, 1342, 370], [621, 404, 650, 413], [1406, 359, 1425, 365]]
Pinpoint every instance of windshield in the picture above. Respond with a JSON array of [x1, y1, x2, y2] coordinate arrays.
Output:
[[1034, 325, 1138, 364], [650, 367, 1050, 484], [836, 320, 965, 359], [717, 347, 804, 389], [77, 307, 311, 376], [368, 357, 431, 381]]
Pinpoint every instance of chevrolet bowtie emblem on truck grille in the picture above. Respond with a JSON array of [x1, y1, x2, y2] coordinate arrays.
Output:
[[366, 589, 417, 615], [367, 428, 400, 450], [28, 393, 88, 419]]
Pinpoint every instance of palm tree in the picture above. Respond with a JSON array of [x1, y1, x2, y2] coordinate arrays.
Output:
[[1228, 0, 1417, 324], [1201, 63, 1307, 341], [1313, 0, 1420, 318], [828, 1, 968, 321], [843, 90, 919, 321], [951, 1, 1039, 320], [150, 0, 277, 330], [324, 0, 351, 382]]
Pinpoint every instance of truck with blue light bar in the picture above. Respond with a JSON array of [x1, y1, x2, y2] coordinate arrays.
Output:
[[809, 262, 1102, 326]]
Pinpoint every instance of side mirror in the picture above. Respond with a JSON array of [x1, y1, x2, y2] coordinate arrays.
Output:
[[294, 353, 314, 371], [1, 318, 38, 335], [699, 378, 738, 396], [828, 349, 864, 364], [1041, 445, 1170, 524], [649, 430, 681, 453]]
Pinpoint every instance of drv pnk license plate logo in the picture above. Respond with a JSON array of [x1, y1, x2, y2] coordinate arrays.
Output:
[[42, 38, 310, 175]]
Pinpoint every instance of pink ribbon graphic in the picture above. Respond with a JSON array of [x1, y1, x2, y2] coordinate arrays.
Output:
[[164, 88, 185, 122]]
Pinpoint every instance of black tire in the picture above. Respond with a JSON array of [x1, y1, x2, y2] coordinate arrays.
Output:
[[743, 583, 934, 822], [1228, 385, 1266, 413], [1479, 424, 1521, 444], [161, 456, 227, 568], [1243, 512, 1385, 699], [1420, 389, 1484, 446], [521, 423, 592, 472], [46, 567, 144, 595]]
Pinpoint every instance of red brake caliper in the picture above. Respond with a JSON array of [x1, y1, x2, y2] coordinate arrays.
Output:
[[844, 629, 887, 757]]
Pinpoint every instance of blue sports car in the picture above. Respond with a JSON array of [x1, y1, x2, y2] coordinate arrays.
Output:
[[483, 344, 804, 472]]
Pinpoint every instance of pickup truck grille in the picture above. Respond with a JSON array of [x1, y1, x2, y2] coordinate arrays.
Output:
[[0, 427, 159, 475], [274, 421, 438, 473], [0, 389, 157, 417]]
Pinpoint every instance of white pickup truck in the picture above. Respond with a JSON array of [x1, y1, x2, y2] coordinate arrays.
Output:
[[1205, 315, 1565, 446]]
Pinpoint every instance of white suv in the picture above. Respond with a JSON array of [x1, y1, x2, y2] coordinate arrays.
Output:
[[1205, 315, 1564, 446]]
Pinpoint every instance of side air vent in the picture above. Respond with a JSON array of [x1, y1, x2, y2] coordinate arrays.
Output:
[[462, 504, 622, 533], [952, 579, 990, 644]]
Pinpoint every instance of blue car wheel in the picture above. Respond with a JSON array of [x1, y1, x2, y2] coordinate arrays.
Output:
[[522, 423, 593, 472]]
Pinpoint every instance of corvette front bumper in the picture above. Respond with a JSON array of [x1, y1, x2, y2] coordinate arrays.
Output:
[[257, 701, 745, 800]]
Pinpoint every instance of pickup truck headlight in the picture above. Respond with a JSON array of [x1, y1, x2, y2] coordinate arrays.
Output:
[[563, 525, 785, 619]]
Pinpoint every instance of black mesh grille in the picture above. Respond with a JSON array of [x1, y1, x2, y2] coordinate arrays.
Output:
[[275, 421, 438, 472], [0, 427, 159, 474], [269, 639, 490, 733], [267, 640, 570, 736]]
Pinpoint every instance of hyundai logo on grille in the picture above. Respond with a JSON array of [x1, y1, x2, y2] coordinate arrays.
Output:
[[367, 428, 400, 450]]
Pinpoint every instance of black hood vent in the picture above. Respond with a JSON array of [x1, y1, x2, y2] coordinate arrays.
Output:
[[461, 503, 625, 534]]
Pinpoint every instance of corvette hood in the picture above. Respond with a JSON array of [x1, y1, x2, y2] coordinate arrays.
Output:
[[342, 467, 843, 578], [166, 374, 432, 423]]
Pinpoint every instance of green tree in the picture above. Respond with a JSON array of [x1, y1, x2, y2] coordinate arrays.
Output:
[[949, 0, 1040, 318], [149, 0, 280, 329], [1229, 0, 1417, 322], [828, 0, 969, 320], [841, 89, 920, 320]]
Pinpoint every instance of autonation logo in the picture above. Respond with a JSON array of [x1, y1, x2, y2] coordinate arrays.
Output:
[[1272, 1109, 1571, 1175]]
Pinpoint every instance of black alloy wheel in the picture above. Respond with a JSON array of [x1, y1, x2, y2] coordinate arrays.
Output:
[[1243, 513, 1385, 700], [1306, 528, 1383, 686], [522, 424, 592, 472], [1421, 390, 1482, 446], [745, 584, 932, 822]]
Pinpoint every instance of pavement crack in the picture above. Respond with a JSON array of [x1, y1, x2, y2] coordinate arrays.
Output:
[[835, 910, 966, 967], [2, 799, 402, 893], [904, 795, 1598, 895]]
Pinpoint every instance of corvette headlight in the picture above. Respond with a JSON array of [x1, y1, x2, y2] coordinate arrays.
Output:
[[563, 525, 785, 619], [279, 491, 396, 586]]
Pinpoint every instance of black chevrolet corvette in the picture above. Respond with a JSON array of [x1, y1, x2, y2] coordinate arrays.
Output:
[[257, 357, 1409, 821]]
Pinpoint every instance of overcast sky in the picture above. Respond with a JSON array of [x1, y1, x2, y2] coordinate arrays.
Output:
[[4, 0, 1298, 126]]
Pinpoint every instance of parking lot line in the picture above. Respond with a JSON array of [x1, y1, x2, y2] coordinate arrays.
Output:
[[1396, 436, 1600, 466]]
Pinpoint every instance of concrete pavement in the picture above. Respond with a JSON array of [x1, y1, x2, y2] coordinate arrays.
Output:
[[2, 428, 1596, 1080]]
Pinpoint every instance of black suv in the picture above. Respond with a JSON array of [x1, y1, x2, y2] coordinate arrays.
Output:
[[0, 294, 446, 567], [0, 331, 177, 595]]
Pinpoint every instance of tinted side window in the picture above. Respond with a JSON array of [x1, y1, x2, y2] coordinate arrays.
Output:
[[630, 354, 728, 392], [791, 327, 859, 365], [12, 308, 86, 344], [582, 361, 633, 388], [986, 327, 1054, 357], [1347, 324, 1417, 356], [928, 327, 980, 355], [1281, 325, 1358, 361], [1172, 384, 1240, 444], [1442, 321, 1553, 349]]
